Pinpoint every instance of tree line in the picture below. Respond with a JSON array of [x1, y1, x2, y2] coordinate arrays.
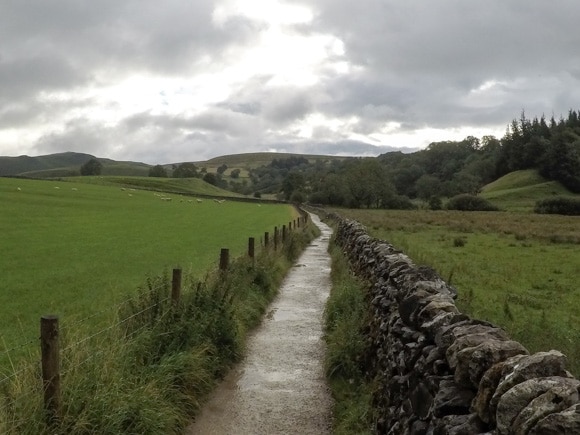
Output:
[[257, 109, 580, 208]]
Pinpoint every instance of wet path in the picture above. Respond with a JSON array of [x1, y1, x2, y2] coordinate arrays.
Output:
[[187, 214, 333, 434]]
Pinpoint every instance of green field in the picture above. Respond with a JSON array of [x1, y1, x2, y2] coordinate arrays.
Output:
[[481, 169, 575, 212], [0, 177, 296, 359], [333, 208, 580, 375], [67, 174, 242, 196]]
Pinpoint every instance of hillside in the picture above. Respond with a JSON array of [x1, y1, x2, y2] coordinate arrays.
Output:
[[70, 175, 241, 197], [0, 152, 152, 177], [481, 169, 576, 212], [0, 152, 94, 176]]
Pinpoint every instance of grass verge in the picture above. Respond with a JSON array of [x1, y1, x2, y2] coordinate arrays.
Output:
[[324, 239, 373, 434]]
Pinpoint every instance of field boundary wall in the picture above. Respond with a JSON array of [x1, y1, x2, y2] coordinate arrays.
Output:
[[329, 213, 580, 434]]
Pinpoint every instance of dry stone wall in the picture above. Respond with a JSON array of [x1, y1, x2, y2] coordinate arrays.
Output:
[[333, 216, 580, 434]]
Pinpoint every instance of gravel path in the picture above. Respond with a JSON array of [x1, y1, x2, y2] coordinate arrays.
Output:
[[186, 214, 334, 434]]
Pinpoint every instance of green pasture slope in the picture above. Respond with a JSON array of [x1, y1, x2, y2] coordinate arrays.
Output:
[[68, 175, 240, 196], [0, 177, 296, 359], [481, 169, 576, 212]]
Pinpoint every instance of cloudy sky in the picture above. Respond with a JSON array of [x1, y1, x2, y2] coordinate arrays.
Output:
[[1, 1, 580, 164]]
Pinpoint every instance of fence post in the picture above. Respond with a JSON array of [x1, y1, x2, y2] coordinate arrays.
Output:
[[274, 227, 278, 250], [264, 232, 269, 248], [282, 225, 287, 242], [41, 315, 60, 425], [172, 268, 182, 305], [220, 248, 230, 271], [248, 237, 255, 259]]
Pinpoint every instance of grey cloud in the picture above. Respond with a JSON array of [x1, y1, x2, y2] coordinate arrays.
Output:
[[5, 0, 580, 163]]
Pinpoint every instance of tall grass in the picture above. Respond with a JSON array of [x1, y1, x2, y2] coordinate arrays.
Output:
[[0, 219, 319, 434], [324, 241, 373, 435]]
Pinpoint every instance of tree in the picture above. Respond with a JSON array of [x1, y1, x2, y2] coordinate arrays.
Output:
[[230, 168, 241, 179], [173, 162, 198, 178], [80, 158, 103, 176], [203, 172, 218, 186], [149, 165, 168, 177], [281, 171, 305, 200], [216, 164, 228, 175], [415, 174, 442, 200]]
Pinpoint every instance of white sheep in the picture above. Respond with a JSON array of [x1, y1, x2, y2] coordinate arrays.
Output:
[[196, 199, 203, 203], [54, 186, 60, 190], [71, 188, 78, 191], [16, 187, 21, 191]]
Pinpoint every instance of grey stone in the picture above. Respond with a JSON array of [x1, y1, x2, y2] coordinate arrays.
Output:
[[455, 339, 528, 388], [528, 403, 580, 435], [496, 376, 580, 435], [446, 331, 511, 371], [490, 350, 570, 422], [472, 354, 528, 424], [433, 379, 476, 418]]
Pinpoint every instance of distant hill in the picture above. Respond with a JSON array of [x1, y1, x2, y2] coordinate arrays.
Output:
[[186, 152, 348, 171], [0, 152, 151, 177], [1, 151, 344, 178], [481, 169, 576, 212]]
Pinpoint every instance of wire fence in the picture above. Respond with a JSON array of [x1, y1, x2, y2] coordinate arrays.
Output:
[[0, 213, 310, 430]]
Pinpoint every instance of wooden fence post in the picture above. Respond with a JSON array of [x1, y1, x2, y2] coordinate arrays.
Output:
[[41, 315, 60, 425], [172, 268, 182, 305], [248, 237, 255, 259], [220, 248, 230, 271], [264, 232, 269, 248], [282, 225, 287, 242], [274, 227, 278, 250]]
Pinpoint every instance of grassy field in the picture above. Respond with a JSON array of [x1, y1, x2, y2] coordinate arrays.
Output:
[[67, 175, 242, 196], [481, 169, 575, 212], [332, 208, 580, 375], [0, 177, 297, 362]]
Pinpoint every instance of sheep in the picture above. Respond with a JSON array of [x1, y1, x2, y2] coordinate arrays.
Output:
[[16, 187, 21, 191], [71, 188, 78, 191], [54, 186, 60, 190], [161, 197, 172, 201], [196, 199, 203, 203]]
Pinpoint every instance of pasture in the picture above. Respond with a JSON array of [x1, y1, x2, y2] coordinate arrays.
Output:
[[0, 177, 297, 361], [333, 208, 580, 375]]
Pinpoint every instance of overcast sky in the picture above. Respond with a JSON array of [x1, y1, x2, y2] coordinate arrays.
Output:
[[1, 1, 579, 164]]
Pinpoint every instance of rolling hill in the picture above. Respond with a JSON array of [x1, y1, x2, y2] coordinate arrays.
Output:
[[0, 152, 151, 177], [481, 169, 577, 212]]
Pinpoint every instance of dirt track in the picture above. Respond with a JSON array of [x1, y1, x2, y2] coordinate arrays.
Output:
[[187, 214, 333, 434]]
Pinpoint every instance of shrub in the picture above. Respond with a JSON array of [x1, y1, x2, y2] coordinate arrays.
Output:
[[446, 194, 499, 211], [534, 197, 580, 216], [428, 196, 443, 210], [383, 195, 416, 210]]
